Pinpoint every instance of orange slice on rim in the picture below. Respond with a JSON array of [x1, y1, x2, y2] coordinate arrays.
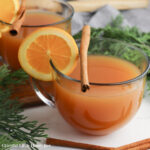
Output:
[[0, 0, 19, 32], [18, 27, 79, 81]]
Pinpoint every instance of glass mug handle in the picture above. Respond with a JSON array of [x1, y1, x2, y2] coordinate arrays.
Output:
[[31, 78, 55, 108]]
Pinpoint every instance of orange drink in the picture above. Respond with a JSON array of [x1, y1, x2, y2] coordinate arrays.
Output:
[[0, 0, 74, 70], [55, 55, 144, 135], [31, 38, 149, 135]]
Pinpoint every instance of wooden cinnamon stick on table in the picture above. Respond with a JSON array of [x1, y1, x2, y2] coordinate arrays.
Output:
[[46, 138, 115, 150], [117, 138, 150, 150], [10, 0, 26, 35], [80, 25, 91, 92], [46, 137, 150, 150]]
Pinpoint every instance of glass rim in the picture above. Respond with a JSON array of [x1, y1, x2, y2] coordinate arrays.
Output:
[[0, 0, 74, 28], [50, 38, 150, 86]]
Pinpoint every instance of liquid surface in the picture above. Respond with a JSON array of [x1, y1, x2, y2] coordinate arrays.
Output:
[[70, 55, 141, 83], [55, 55, 144, 135], [24, 11, 64, 26]]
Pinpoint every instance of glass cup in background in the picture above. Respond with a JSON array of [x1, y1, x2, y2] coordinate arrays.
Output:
[[0, 0, 74, 70], [32, 38, 149, 135], [0, 0, 74, 106]]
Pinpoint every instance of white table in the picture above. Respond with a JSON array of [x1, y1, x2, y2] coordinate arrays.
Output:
[[22, 95, 150, 150]]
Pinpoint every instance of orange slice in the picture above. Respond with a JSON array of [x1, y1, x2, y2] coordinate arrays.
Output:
[[18, 27, 79, 81], [0, 0, 19, 32]]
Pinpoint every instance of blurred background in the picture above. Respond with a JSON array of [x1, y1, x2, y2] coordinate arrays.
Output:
[[66, 0, 150, 34]]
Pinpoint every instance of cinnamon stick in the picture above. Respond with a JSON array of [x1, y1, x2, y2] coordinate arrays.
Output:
[[9, 0, 26, 36], [46, 138, 114, 150], [46, 137, 150, 150], [127, 143, 150, 150], [80, 25, 91, 92], [117, 138, 150, 150]]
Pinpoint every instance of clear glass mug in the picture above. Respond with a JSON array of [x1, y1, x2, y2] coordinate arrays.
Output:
[[0, 0, 74, 70], [0, 0, 74, 105], [31, 38, 150, 135]]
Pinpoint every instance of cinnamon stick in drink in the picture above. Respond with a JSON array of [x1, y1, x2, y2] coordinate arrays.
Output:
[[80, 25, 91, 92], [10, 0, 26, 36]]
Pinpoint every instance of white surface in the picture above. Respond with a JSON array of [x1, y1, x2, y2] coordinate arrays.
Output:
[[21, 96, 150, 150]]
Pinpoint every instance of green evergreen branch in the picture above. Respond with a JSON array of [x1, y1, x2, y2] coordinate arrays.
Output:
[[0, 66, 47, 150]]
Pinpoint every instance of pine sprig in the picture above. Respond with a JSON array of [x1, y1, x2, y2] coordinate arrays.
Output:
[[0, 66, 47, 150], [0, 65, 10, 80], [0, 67, 29, 87], [0, 135, 23, 150]]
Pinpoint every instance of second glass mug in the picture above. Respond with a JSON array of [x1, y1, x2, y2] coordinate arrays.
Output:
[[32, 38, 150, 135], [0, 0, 74, 104], [0, 0, 74, 70]]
